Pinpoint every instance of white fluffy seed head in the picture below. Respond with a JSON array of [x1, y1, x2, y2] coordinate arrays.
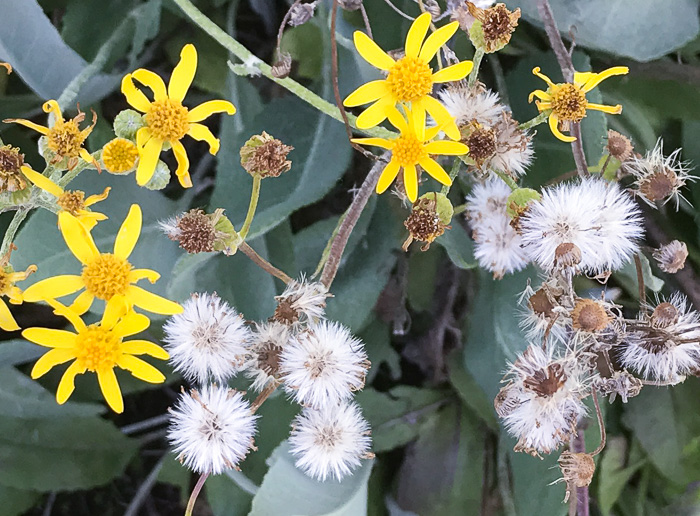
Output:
[[273, 277, 330, 326], [517, 282, 568, 342], [439, 86, 504, 128], [244, 321, 291, 392], [280, 321, 369, 408], [289, 401, 373, 482], [490, 111, 534, 177], [163, 293, 251, 384], [619, 293, 700, 384], [520, 179, 643, 274], [168, 385, 258, 475]]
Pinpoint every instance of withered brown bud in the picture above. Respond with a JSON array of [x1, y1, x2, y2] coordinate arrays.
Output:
[[0, 145, 26, 193], [651, 302, 679, 329], [558, 451, 595, 503], [462, 121, 497, 167], [166, 209, 217, 253], [638, 166, 679, 203], [402, 193, 453, 251], [467, 2, 521, 53], [652, 240, 688, 274], [593, 370, 642, 403], [240, 132, 294, 178], [271, 52, 292, 79], [494, 383, 520, 418], [528, 287, 557, 319], [553, 242, 581, 269], [571, 298, 611, 333], [289, 2, 317, 27], [0, 62, 11, 74], [607, 130, 633, 162], [338, 0, 362, 11]]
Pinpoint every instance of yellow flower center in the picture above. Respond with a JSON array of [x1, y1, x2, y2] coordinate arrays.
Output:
[[57, 190, 86, 216], [386, 56, 433, 103], [74, 325, 121, 372], [549, 83, 588, 122], [47, 121, 86, 158], [0, 270, 9, 295], [81, 253, 132, 300], [102, 138, 139, 174], [146, 99, 190, 141], [393, 133, 427, 167]]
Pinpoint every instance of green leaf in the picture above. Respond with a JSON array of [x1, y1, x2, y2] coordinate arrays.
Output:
[[509, 0, 699, 61], [598, 436, 645, 515], [206, 472, 254, 516], [617, 253, 664, 296], [446, 350, 499, 431], [0, 486, 39, 516], [281, 24, 323, 80], [435, 223, 477, 270], [249, 440, 373, 516], [0, 339, 44, 366], [360, 318, 401, 383]]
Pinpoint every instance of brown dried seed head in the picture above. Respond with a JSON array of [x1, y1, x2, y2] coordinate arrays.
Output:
[[571, 298, 611, 333], [57, 190, 86, 215], [462, 121, 497, 166], [0, 145, 26, 193], [528, 288, 556, 318], [652, 240, 688, 274], [638, 167, 679, 203], [171, 209, 217, 253], [607, 130, 634, 162], [289, 2, 317, 27], [403, 196, 449, 251], [558, 451, 595, 503], [472, 3, 520, 53], [273, 297, 299, 325], [240, 132, 294, 178], [271, 52, 292, 79], [651, 302, 679, 329], [494, 384, 520, 418], [553, 242, 581, 269], [522, 363, 567, 397]]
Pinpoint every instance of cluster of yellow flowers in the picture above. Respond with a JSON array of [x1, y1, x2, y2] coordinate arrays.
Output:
[[1, 44, 236, 413]]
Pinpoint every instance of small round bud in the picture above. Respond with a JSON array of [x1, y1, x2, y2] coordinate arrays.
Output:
[[143, 160, 171, 190], [506, 187, 540, 222], [289, 2, 317, 27], [0, 145, 27, 193], [652, 240, 688, 274], [571, 298, 611, 333], [101, 138, 138, 175], [113, 109, 146, 140], [240, 132, 294, 178], [272, 52, 292, 79], [402, 193, 452, 251], [558, 451, 595, 503]]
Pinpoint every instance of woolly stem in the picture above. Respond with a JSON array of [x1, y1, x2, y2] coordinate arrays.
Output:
[[239, 175, 261, 240], [518, 111, 549, 131], [440, 159, 462, 195], [184, 472, 209, 516], [0, 208, 29, 257], [238, 242, 292, 284], [494, 170, 518, 191], [468, 48, 485, 89]]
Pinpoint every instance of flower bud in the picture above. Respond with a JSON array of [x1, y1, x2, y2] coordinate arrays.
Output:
[[240, 132, 294, 178], [558, 451, 595, 503], [161, 209, 239, 255], [113, 109, 146, 140], [570, 298, 611, 333], [143, 160, 171, 190], [607, 130, 633, 162], [272, 52, 292, 79]]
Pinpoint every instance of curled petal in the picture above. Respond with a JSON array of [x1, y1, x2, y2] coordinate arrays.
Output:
[[84, 187, 111, 207], [4, 118, 50, 135], [56, 361, 86, 404], [131, 69, 167, 102], [171, 140, 192, 188], [577, 66, 629, 92], [130, 269, 160, 283], [121, 74, 151, 112], [187, 123, 220, 155], [548, 113, 576, 142], [532, 67, 556, 88], [188, 100, 236, 122], [586, 102, 623, 115], [528, 89, 550, 103], [168, 44, 198, 102]]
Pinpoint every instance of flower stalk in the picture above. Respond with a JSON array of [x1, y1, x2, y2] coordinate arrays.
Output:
[[239, 175, 261, 240]]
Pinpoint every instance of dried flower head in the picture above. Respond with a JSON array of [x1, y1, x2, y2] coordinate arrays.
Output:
[[289, 401, 374, 482], [163, 293, 251, 384], [288, 2, 317, 27], [593, 370, 643, 403], [273, 277, 329, 326], [557, 451, 595, 503], [606, 130, 633, 162], [467, 2, 520, 53], [652, 240, 688, 274], [403, 192, 453, 251], [462, 121, 497, 166], [338, 0, 362, 11], [280, 321, 369, 408], [244, 321, 290, 392], [627, 139, 695, 210], [168, 385, 257, 475], [0, 145, 26, 193], [272, 52, 292, 79], [571, 298, 612, 333], [161, 208, 236, 254], [240, 132, 294, 178], [518, 281, 567, 342]]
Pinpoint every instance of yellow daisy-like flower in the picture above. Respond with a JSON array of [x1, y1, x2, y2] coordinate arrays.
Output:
[[0, 262, 37, 331], [121, 44, 237, 188], [4, 100, 99, 170], [528, 66, 628, 142], [102, 138, 139, 175], [21, 166, 109, 231], [24, 300, 169, 413], [22, 204, 183, 317], [344, 12, 473, 141], [352, 107, 469, 202]]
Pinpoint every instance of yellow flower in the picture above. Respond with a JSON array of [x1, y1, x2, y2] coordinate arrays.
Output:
[[352, 107, 469, 202], [102, 138, 139, 174], [24, 300, 169, 413], [4, 100, 99, 170], [344, 12, 473, 140], [0, 262, 37, 331], [21, 166, 109, 231], [528, 66, 628, 142], [121, 44, 237, 188], [22, 204, 183, 317]]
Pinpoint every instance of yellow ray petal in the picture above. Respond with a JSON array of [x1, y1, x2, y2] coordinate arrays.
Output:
[[3, 118, 49, 135], [386, 106, 409, 134], [376, 159, 401, 194], [431, 60, 473, 84], [171, 140, 192, 188], [130, 269, 160, 283], [0, 298, 19, 331], [405, 12, 432, 58], [355, 98, 393, 129], [353, 31, 395, 70], [187, 123, 219, 154], [168, 44, 197, 102], [350, 137, 393, 150], [419, 157, 451, 185], [31, 348, 75, 378], [532, 67, 556, 88], [118, 355, 166, 383], [101, 297, 129, 330], [423, 140, 469, 155], [20, 166, 63, 197], [121, 339, 169, 359], [578, 66, 629, 92], [548, 113, 576, 142], [422, 95, 460, 140], [188, 100, 236, 122], [136, 126, 152, 149], [121, 74, 151, 112], [22, 275, 84, 303], [586, 102, 623, 115], [128, 285, 182, 315], [84, 187, 110, 207], [79, 148, 98, 168], [403, 163, 418, 202], [56, 361, 86, 404], [22, 328, 77, 348], [97, 367, 124, 413], [113, 311, 151, 338], [42, 100, 62, 119], [418, 21, 460, 62], [58, 211, 100, 264], [47, 299, 88, 332], [424, 125, 441, 141], [528, 89, 551, 103], [135, 137, 163, 186], [114, 204, 142, 260], [343, 80, 389, 107], [131, 69, 167, 102], [69, 290, 94, 316]]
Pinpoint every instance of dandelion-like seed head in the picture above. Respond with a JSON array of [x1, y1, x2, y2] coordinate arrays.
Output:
[[245, 321, 290, 392], [273, 278, 329, 326], [518, 281, 568, 342], [102, 138, 139, 174], [0, 145, 26, 193], [81, 253, 132, 300], [289, 401, 373, 482], [651, 302, 679, 329], [168, 385, 257, 475], [164, 293, 251, 384], [439, 86, 504, 128]]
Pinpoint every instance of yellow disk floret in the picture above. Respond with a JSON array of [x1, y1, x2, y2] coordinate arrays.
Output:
[[386, 56, 433, 103], [102, 138, 139, 174], [81, 253, 132, 300], [393, 133, 428, 167], [146, 99, 190, 141], [74, 325, 121, 371]]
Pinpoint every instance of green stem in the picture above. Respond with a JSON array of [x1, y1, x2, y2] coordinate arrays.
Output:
[[184, 472, 209, 516], [239, 175, 261, 240], [518, 111, 549, 131], [0, 208, 29, 257], [452, 203, 466, 215], [440, 159, 462, 195], [468, 48, 484, 89], [494, 170, 518, 191], [173, 0, 394, 140], [58, 151, 101, 188]]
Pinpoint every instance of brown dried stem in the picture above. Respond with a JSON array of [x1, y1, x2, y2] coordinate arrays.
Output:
[[634, 253, 647, 313], [238, 242, 292, 284], [572, 430, 590, 516], [250, 382, 279, 413], [590, 389, 606, 457]]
